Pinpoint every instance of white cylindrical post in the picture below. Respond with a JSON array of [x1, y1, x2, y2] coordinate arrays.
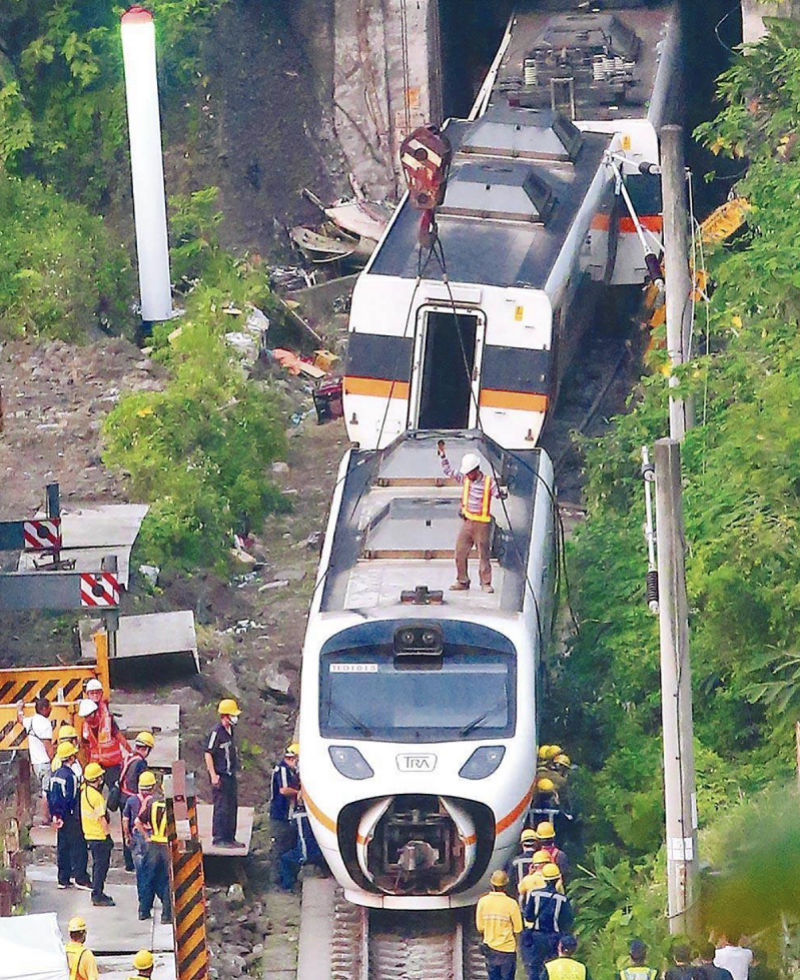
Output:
[[121, 5, 172, 324]]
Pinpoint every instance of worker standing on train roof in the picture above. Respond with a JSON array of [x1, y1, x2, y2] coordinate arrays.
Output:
[[509, 828, 539, 891], [438, 440, 507, 594], [620, 940, 659, 980], [476, 869, 523, 980], [204, 698, 245, 848], [534, 821, 570, 880], [65, 916, 99, 980], [545, 934, 593, 980], [523, 864, 574, 962], [128, 949, 155, 980]]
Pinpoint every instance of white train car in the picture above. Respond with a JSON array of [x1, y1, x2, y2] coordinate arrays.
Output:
[[298, 430, 555, 909], [343, 0, 680, 452]]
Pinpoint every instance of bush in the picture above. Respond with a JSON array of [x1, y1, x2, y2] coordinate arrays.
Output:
[[0, 171, 133, 340], [103, 271, 289, 569]]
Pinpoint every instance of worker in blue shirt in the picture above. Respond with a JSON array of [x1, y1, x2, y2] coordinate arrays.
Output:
[[523, 864, 574, 964], [270, 743, 301, 876], [279, 799, 324, 890], [48, 741, 90, 890]]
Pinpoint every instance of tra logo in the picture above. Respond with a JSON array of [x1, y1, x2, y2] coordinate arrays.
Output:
[[396, 754, 437, 772]]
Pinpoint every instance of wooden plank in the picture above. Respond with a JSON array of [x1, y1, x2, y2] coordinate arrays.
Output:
[[30, 805, 254, 858]]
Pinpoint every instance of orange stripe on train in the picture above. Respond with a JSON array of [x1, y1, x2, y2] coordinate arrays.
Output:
[[480, 390, 548, 412], [344, 377, 410, 399], [590, 214, 663, 233]]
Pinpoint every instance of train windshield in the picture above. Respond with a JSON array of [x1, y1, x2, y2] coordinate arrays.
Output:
[[319, 648, 515, 743]]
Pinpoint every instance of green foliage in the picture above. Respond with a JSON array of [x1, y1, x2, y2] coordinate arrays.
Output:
[[0, 0, 229, 204], [169, 185, 225, 285], [103, 268, 289, 570], [558, 21, 800, 964], [0, 171, 133, 339]]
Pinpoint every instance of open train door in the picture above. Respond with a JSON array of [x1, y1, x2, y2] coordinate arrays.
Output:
[[410, 306, 486, 430]]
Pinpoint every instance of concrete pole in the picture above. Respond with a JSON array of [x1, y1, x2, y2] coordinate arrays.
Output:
[[660, 125, 694, 440], [654, 438, 698, 935]]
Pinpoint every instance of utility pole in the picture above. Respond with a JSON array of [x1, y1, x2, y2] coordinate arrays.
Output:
[[654, 437, 698, 934], [660, 125, 694, 440]]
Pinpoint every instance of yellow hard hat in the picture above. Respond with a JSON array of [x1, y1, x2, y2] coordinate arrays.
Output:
[[536, 777, 556, 793], [545, 745, 562, 759], [535, 821, 556, 840], [84, 762, 105, 782], [135, 731, 155, 748], [68, 916, 87, 933], [58, 725, 77, 741], [520, 828, 538, 843], [286, 743, 300, 756], [56, 741, 78, 760], [532, 849, 551, 864], [538, 744, 551, 760], [542, 862, 561, 881], [490, 869, 509, 887], [133, 950, 154, 971], [218, 698, 241, 716], [138, 770, 157, 789], [554, 754, 571, 767]]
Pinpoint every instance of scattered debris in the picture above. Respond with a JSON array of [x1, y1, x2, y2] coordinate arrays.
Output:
[[138, 563, 160, 587], [258, 580, 290, 592], [271, 461, 290, 475]]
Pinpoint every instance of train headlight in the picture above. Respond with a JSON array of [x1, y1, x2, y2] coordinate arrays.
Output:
[[459, 746, 506, 780], [329, 745, 374, 780]]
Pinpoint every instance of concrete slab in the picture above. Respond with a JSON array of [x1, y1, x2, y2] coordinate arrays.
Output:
[[110, 703, 180, 770], [297, 878, 335, 980], [18, 545, 132, 588], [30, 805, 254, 857], [79, 613, 199, 674], [48, 503, 150, 548], [18, 503, 149, 588], [197, 804, 254, 856], [98, 953, 176, 980], [26, 864, 172, 954]]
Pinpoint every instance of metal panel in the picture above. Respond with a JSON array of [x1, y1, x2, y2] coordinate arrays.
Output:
[[480, 346, 552, 395], [345, 333, 414, 382], [0, 570, 119, 610]]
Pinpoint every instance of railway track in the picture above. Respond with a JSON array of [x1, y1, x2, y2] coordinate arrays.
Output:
[[329, 888, 489, 980]]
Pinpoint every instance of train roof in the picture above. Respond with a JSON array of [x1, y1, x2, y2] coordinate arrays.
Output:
[[368, 109, 611, 290], [491, 1, 676, 123], [319, 431, 550, 618]]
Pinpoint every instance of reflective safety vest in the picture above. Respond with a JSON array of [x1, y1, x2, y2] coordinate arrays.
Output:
[[462, 475, 492, 522], [620, 968, 657, 980], [546, 958, 587, 980], [83, 702, 122, 767], [149, 800, 169, 844]]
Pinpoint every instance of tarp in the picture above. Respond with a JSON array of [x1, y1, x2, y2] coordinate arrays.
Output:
[[0, 912, 68, 980]]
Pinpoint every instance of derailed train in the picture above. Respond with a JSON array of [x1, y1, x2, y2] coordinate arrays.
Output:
[[298, 0, 680, 909]]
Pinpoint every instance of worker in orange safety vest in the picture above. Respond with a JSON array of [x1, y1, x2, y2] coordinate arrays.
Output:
[[79, 680, 130, 792], [438, 440, 506, 594]]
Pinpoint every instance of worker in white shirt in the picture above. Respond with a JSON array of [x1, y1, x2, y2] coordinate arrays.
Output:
[[18, 697, 54, 826]]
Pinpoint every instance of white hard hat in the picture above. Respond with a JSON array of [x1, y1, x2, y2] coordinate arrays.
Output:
[[78, 698, 98, 717], [460, 453, 481, 475], [85, 679, 103, 693]]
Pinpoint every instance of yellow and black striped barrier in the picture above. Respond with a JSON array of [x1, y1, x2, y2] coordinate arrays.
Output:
[[167, 766, 209, 980]]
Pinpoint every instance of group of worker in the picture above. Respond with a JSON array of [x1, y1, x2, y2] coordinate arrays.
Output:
[[65, 915, 156, 980], [20, 680, 170, 921], [477, 744, 576, 980], [268, 741, 326, 889], [533, 744, 574, 812]]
